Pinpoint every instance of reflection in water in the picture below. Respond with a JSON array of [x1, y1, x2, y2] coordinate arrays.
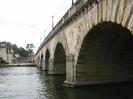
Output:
[[0, 67, 132, 99]]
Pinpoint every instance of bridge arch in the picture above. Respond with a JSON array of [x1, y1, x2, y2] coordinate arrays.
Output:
[[75, 22, 133, 83], [40, 53, 44, 69], [45, 49, 50, 71], [53, 43, 66, 74]]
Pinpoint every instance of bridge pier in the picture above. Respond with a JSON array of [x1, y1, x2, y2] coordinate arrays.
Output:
[[37, 59, 40, 68], [41, 58, 49, 71], [64, 55, 75, 87], [48, 58, 54, 74], [41, 59, 46, 70]]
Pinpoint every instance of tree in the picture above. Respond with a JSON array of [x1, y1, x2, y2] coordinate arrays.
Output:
[[11, 44, 19, 53], [2, 42, 35, 57], [6, 42, 30, 57], [6, 42, 12, 48], [18, 47, 28, 57], [26, 43, 34, 56], [26, 43, 34, 51]]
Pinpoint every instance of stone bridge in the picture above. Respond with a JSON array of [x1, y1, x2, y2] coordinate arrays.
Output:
[[35, 0, 133, 87]]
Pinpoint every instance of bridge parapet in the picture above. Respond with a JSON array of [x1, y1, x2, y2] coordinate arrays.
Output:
[[36, 0, 101, 55]]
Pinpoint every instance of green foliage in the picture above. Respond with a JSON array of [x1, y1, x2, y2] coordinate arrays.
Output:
[[26, 43, 34, 56], [6, 42, 32, 57], [26, 43, 34, 52], [18, 47, 28, 57], [6, 42, 12, 50], [11, 44, 19, 53]]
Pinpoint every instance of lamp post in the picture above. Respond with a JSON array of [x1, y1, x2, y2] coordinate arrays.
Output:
[[52, 16, 54, 29], [44, 30, 46, 39], [72, 0, 74, 5]]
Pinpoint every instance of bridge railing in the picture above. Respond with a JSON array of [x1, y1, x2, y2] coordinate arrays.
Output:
[[36, 0, 101, 55]]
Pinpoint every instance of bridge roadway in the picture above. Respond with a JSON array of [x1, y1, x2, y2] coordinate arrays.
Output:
[[35, 0, 133, 87]]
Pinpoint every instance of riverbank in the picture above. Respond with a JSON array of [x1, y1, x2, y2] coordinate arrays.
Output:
[[0, 63, 36, 67]]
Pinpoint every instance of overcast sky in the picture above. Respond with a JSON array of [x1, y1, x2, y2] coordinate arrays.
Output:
[[0, 0, 75, 52]]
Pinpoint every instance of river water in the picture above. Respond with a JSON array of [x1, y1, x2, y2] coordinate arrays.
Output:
[[0, 67, 132, 99]]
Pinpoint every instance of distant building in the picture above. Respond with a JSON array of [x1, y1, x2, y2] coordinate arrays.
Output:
[[13, 52, 34, 64], [0, 42, 35, 64], [0, 42, 14, 64], [14, 54, 20, 58]]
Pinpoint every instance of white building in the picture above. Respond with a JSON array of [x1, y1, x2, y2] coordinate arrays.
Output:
[[0, 42, 14, 64]]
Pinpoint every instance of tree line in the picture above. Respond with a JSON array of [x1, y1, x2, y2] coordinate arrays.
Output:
[[6, 42, 34, 57]]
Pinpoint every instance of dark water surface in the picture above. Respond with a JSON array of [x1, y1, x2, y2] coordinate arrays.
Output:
[[0, 67, 133, 99]]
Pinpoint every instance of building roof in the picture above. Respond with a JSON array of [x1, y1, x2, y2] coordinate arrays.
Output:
[[0, 42, 6, 48]]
